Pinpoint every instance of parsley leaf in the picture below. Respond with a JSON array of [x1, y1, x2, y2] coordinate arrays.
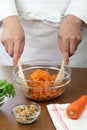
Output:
[[0, 80, 16, 98]]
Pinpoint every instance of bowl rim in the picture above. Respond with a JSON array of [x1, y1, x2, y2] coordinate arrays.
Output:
[[11, 102, 41, 116], [12, 59, 71, 88], [0, 95, 8, 105], [11, 102, 41, 124]]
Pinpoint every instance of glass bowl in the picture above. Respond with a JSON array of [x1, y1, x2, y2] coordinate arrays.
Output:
[[0, 95, 8, 108], [11, 102, 41, 124], [12, 60, 71, 101]]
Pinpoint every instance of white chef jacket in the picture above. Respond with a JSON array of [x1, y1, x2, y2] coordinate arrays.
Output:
[[0, 0, 87, 67]]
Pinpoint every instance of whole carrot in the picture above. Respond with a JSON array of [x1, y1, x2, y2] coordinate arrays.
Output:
[[66, 95, 87, 119]]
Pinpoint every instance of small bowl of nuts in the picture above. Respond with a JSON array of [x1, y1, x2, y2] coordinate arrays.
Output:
[[11, 102, 41, 124]]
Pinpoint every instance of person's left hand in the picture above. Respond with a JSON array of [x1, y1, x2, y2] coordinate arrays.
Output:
[[58, 15, 83, 64]]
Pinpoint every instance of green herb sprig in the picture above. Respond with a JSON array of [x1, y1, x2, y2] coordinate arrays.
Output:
[[0, 80, 16, 98]]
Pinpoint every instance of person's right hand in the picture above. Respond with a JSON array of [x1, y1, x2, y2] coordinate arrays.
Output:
[[1, 16, 25, 65], [58, 15, 83, 64]]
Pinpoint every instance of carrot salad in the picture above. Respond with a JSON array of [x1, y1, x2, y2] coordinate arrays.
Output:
[[26, 69, 65, 100]]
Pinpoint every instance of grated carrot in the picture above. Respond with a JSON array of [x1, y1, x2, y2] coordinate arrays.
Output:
[[26, 69, 65, 100]]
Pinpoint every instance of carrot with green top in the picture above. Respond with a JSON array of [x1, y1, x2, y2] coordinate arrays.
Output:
[[66, 95, 87, 119]]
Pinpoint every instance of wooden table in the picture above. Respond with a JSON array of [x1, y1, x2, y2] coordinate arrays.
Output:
[[0, 67, 87, 130]]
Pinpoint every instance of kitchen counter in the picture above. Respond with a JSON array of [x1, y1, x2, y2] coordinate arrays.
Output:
[[0, 66, 87, 130]]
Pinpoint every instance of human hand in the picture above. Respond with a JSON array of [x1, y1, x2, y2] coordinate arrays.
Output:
[[1, 16, 25, 65], [58, 15, 83, 64]]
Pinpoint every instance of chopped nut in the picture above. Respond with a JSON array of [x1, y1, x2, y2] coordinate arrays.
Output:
[[14, 104, 39, 123]]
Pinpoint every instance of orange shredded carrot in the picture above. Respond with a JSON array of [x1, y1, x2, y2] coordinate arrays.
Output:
[[26, 69, 65, 100]]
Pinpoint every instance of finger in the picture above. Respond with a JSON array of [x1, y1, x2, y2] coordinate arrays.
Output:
[[62, 44, 70, 64], [58, 35, 63, 52], [13, 50, 21, 65], [63, 52, 69, 64], [58, 36, 70, 64], [13, 41, 24, 65], [1, 36, 14, 57], [2, 42, 9, 54], [69, 39, 78, 56], [13, 53, 21, 65], [7, 42, 14, 57]]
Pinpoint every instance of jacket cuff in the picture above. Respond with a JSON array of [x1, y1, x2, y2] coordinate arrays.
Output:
[[65, 0, 87, 24], [0, 0, 18, 21]]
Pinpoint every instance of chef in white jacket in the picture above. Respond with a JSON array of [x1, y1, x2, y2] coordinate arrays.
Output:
[[0, 0, 87, 67]]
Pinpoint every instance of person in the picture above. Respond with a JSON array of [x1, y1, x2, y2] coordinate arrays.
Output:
[[0, 0, 87, 67]]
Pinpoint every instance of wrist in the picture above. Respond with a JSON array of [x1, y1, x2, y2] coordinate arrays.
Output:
[[2, 16, 19, 26], [64, 14, 83, 27]]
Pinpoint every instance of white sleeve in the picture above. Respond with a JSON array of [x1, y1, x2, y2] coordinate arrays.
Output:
[[0, 0, 18, 21], [65, 0, 87, 24]]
